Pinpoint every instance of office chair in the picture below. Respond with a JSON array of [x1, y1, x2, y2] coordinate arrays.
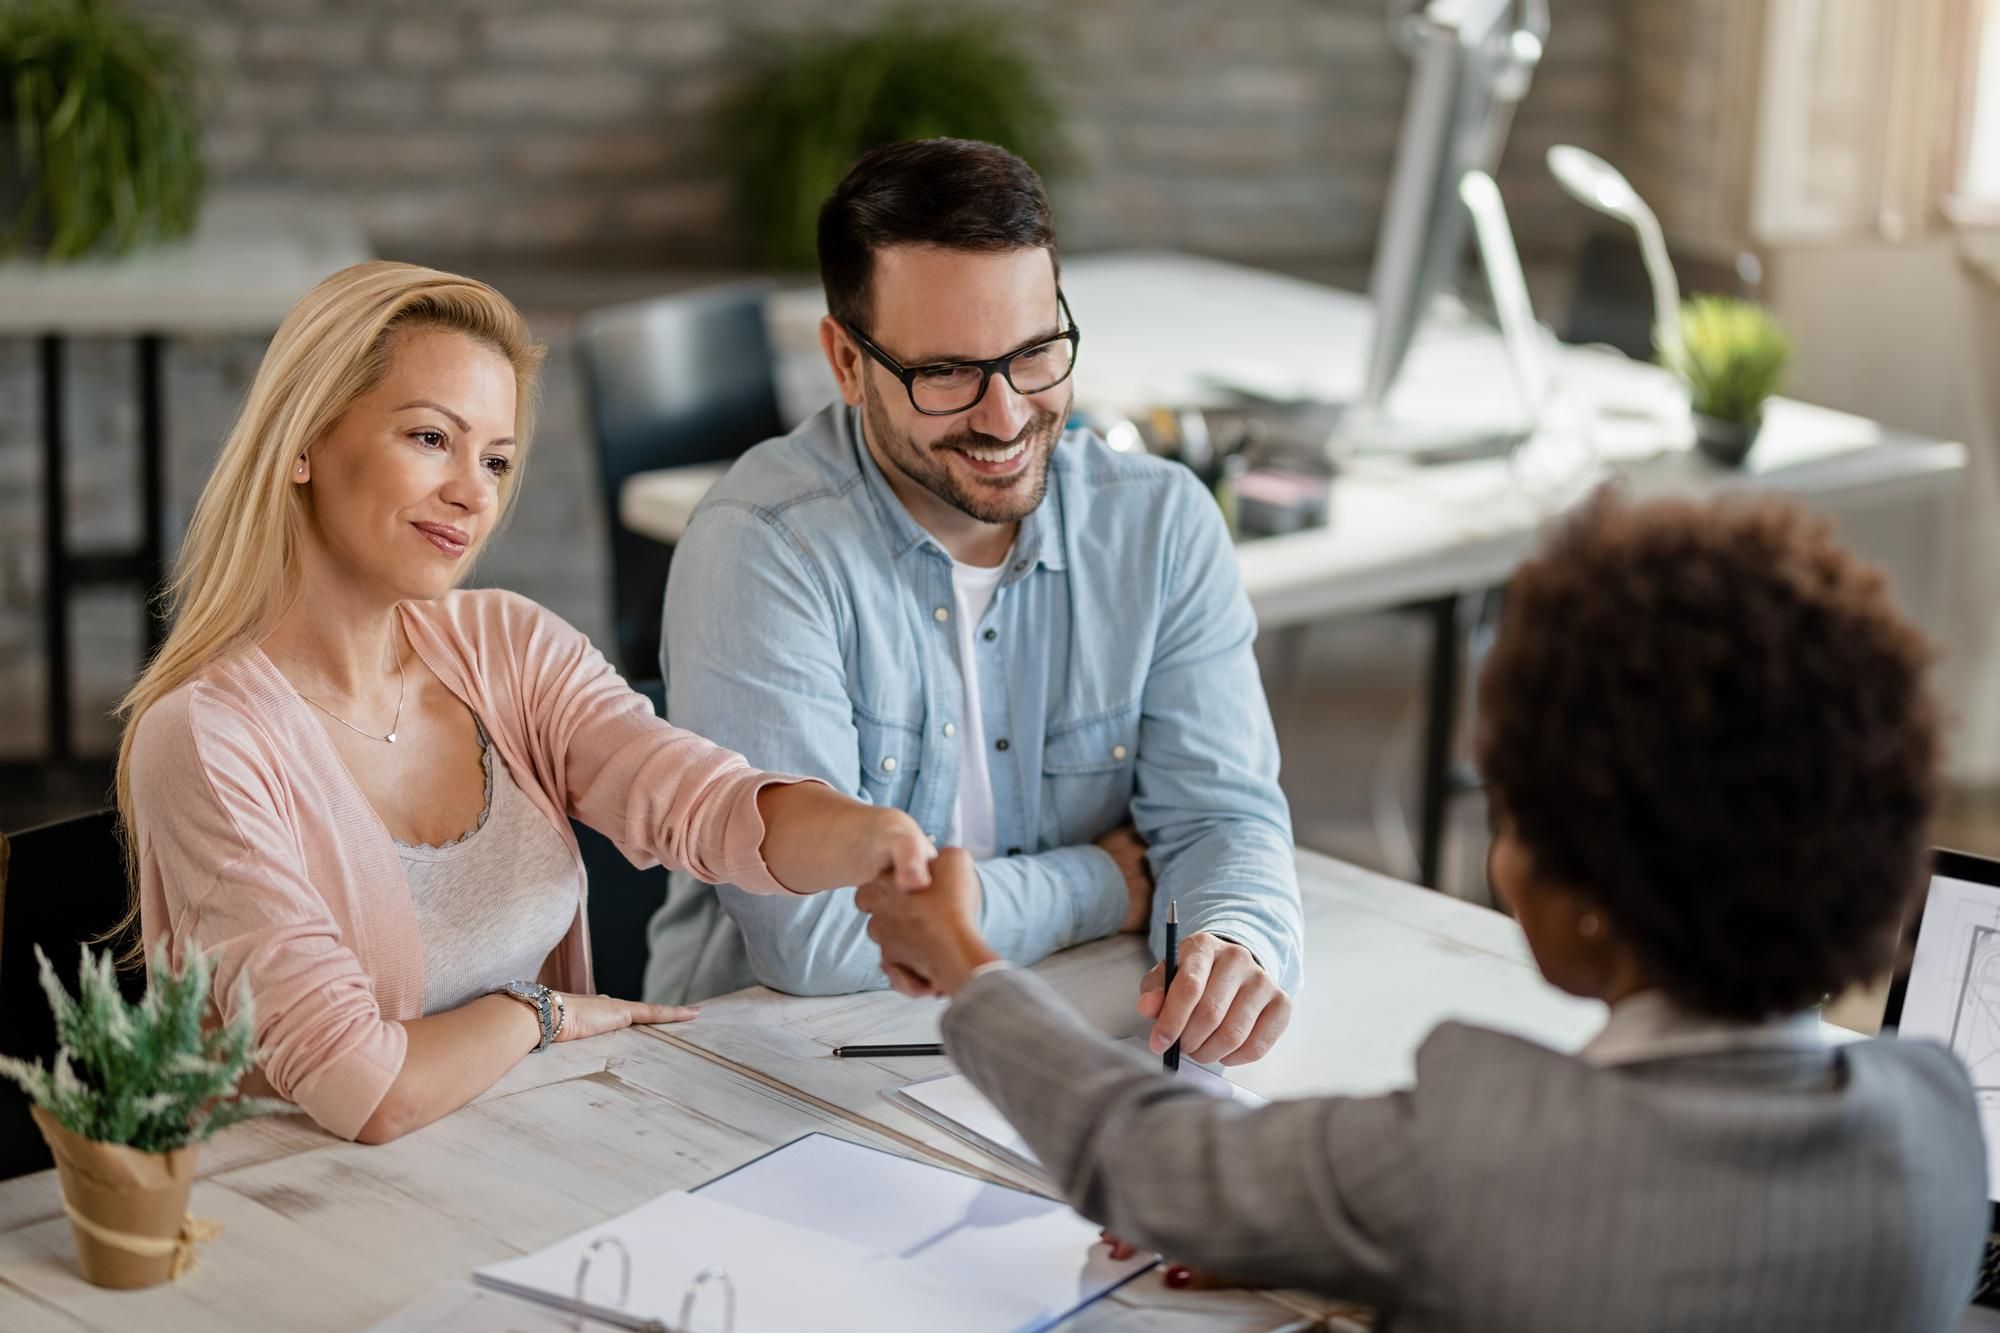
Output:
[[576, 677, 671, 1000], [574, 282, 786, 679], [0, 810, 145, 1180]]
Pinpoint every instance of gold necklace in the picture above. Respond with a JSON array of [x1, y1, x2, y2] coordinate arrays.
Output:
[[297, 643, 407, 744]]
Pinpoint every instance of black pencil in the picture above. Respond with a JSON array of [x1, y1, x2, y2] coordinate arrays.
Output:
[[1164, 899, 1181, 1072], [831, 1043, 945, 1058]]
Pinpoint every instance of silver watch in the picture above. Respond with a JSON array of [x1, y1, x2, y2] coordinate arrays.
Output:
[[493, 981, 564, 1052]]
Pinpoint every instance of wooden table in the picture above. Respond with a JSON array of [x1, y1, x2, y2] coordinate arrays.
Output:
[[0, 853, 1601, 1331]]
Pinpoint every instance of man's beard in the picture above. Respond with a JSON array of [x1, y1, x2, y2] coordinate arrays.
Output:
[[861, 376, 1065, 526]]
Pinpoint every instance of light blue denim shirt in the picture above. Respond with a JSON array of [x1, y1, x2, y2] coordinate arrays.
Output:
[[642, 402, 1303, 1003]]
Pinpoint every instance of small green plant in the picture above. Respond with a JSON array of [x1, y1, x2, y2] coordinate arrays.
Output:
[[0, 945, 283, 1152], [0, 0, 206, 260], [722, 7, 1069, 269], [1664, 295, 1792, 425]]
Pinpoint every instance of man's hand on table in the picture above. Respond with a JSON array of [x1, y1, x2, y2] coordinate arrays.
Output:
[[1138, 932, 1291, 1067]]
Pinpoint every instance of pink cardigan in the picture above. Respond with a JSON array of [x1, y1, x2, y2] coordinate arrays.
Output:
[[127, 589, 802, 1141]]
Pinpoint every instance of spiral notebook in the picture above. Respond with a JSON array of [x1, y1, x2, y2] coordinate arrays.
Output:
[[470, 1133, 1151, 1332]]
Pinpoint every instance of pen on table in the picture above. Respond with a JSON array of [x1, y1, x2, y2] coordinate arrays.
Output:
[[832, 1043, 946, 1058], [1164, 898, 1181, 1073]]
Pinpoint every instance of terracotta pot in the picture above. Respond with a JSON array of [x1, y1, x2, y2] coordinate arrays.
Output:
[[1692, 411, 1762, 467], [30, 1105, 210, 1289]]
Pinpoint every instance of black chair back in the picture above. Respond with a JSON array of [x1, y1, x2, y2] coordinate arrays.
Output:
[[575, 282, 785, 678], [1561, 230, 1758, 361], [576, 678, 671, 1000], [0, 810, 144, 1180]]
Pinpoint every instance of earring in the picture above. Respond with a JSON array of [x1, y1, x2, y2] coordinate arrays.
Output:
[[1578, 912, 1602, 939], [295, 455, 307, 477]]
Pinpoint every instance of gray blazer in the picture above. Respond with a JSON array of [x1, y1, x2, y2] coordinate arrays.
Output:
[[941, 969, 1988, 1332]]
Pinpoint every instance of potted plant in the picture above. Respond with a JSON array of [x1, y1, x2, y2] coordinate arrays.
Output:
[[1663, 294, 1793, 467], [0, 945, 282, 1288], [0, 0, 206, 260], [722, 7, 1069, 270]]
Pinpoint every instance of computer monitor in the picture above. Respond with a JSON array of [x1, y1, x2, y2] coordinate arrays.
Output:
[[1881, 848, 2000, 1234], [1343, 0, 1549, 458]]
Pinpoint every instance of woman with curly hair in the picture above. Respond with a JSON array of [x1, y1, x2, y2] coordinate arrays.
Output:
[[857, 487, 1986, 1331]]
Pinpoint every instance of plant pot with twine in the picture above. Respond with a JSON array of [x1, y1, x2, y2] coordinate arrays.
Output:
[[29, 1104, 214, 1287], [1, 946, 283, 1290]]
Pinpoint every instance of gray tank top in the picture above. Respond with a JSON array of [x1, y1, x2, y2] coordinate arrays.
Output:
[[395, 720, 578, 1015]]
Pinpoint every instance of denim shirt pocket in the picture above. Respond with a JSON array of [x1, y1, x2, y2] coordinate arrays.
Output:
[[853, 711, 924, 811], [1041, 703, 1140, 845]]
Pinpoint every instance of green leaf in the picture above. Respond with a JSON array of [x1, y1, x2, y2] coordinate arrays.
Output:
[[1663, 296, 1792, 424], [0, 0, 205, 260]]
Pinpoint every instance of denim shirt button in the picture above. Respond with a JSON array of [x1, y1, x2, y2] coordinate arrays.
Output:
[[1112, 744, 1128, 761], [943, 722, 956, 738], [983, 628, 998, 642], [995, 738, 1010, 751], [880, 756, 898, 773], [933, 606, 950, 623]]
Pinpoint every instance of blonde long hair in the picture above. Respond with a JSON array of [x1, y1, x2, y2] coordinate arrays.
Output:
[[110, 261, 546, 950]]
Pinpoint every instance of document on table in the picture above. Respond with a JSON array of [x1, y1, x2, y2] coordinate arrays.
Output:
[[891, 1037, 1268, 1181], [470, 1133, 1149, 1333]]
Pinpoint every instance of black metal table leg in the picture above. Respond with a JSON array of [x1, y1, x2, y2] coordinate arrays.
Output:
[[39, 335, 70, 764], [1415, 592, 1463, 889], [138, 333, 167, 654]]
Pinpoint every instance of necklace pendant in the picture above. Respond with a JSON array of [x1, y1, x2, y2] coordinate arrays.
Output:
[[386, 732, 397, 743]]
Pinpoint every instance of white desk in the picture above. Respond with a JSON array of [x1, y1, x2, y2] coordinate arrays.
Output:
[[619, 251, 1966, 887], [0, 195, 370, 766], [0, 852, 1591, 1332]]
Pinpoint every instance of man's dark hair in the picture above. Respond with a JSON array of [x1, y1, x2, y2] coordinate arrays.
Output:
[[817, 138, 1058, 333], [1476, 487, 1939, 1021]]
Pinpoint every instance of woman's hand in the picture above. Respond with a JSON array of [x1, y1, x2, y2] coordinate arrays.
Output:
[[756, 782, 935, 893], [554, 993, 700, 1043], [855, 848, 997, 996], [1097, 1231, 1265, 1292]]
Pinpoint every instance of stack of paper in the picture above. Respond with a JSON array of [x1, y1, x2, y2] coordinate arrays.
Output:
[[891, 1040, 1268, 1182], [473, 1133, 1150, 1333]]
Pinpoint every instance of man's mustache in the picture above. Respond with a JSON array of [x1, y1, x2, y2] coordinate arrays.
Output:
[[931, 410, 1064, 454]]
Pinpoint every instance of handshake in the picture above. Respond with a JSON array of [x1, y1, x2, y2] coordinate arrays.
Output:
[[851, 815, 1292, 1068]]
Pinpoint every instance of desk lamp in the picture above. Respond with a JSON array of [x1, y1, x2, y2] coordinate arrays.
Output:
[[1546, 145, 1684, 364]]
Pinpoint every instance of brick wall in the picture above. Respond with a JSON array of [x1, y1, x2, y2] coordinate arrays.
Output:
[[144, 0, 1626, 268], [1, 0, 1643, 762]]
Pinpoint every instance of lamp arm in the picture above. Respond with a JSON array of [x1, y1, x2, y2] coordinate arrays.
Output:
[[1629, 201, 1684, 363]]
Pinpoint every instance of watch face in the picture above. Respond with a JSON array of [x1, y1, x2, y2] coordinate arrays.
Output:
[[503, 980, 540, 1002]]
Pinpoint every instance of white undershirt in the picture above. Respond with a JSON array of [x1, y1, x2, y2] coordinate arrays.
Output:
[[949, 559, 1008, 861]]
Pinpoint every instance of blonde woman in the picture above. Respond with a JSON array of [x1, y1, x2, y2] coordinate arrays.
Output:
[[116, 261, 933, 1145]]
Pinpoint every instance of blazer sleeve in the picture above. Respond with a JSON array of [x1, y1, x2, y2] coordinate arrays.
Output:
[[128, 689, 407, 1142], [940, 967, 1427, 1303], [505, 593, 814, 893]]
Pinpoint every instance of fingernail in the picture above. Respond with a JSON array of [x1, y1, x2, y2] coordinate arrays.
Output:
[[1149, 1034, 1167, 1053], [1163, 1266, 1191, 1289]]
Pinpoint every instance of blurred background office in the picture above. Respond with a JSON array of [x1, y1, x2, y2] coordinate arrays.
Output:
[[2, 0, 1995, 913]]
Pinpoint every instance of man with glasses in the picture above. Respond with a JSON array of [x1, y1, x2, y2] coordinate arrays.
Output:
[[642, 138, 1303, 1068]]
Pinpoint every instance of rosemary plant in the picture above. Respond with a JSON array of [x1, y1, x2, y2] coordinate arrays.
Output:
[[0, 945, 284, 1152]]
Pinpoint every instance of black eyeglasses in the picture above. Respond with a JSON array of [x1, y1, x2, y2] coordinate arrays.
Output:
[[841, 292, 1081, 416]]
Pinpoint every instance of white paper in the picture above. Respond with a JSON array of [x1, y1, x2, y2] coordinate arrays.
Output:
[[475, 1190, 985, 1333], [896, 1037, 1269, 1177], [697, 1134, 1151, 1330]]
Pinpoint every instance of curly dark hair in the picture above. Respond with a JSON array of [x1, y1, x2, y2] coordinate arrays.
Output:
[[1475, 487, 1939, 1021]]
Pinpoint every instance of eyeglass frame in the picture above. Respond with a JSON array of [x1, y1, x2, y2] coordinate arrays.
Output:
[[839, 291, 1082, 416]]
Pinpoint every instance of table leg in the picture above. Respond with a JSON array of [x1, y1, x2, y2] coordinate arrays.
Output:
[[1415, 593, 1463, 889], [138, 333, 166, 653], [39, 334, 70, 764]]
